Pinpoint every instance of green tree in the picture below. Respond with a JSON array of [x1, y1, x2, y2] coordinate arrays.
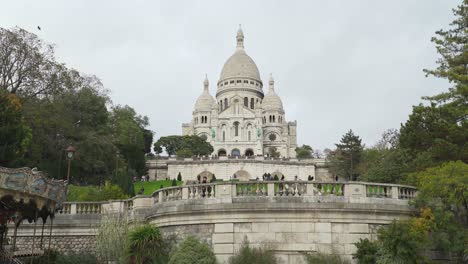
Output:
[[411, 161, 467, 261], [330, 130, 363, 180], [154, 135, 213, 157], [111, 105, 149, 175], [352, 238, 378, 264], [376, 220, 428, 264], [357, 130, 409, 183], [0, 91, 31, 166], [229, 238, 277, 264], [126, 225, 167, 264], [0, 27, 65, 98], [295, 144, 313, 159], [177, 172, 182, 181], [400, 0, 467, 171], [168, 236, 217, 264]]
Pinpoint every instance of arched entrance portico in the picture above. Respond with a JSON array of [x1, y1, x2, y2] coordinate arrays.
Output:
[[218, 149, 227, 156], [245, 149, 254, 157], [197, 171, 214, 183], [231, 149, 240, 157], [233, 170, 251, 181]]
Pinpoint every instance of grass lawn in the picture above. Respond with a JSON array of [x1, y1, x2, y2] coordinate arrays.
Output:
[[134, 180, 183, 195]]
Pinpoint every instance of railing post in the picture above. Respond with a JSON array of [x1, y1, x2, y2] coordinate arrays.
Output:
[[231, 183, 237, 197], [306, 183, 315, 196], [344, 183, 365, 198], [215, 184, 233, 198], [182, 186, 189, 200], [70, 203, 77, 214], [391, 187, 399, 199], [267, 183, 274, 196], [159, 191, 164, 202]]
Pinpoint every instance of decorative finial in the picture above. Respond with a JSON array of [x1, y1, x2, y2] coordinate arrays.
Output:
[[236, 25, 244, 49], [269, 73, 275, 91], [203, 74, 209, 91]]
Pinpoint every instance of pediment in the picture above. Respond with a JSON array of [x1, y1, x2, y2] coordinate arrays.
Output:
[[219, 104, 256, 119]]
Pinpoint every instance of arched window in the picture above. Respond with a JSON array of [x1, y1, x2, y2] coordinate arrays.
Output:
[[234, 122, 239, 136], [222, 131, 225, 141], [224, 98, 228, 109], [248, 131, 251, 141], [269, 116, 272, 122], [244, 97, 248, 107], [273, 116, 276, 122], [250, 98, 254, 109], [231, 149, 240, 156], [220, 100, 223, 110]]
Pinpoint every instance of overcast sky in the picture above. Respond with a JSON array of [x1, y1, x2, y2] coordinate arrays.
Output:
[[2, 0, 458, 150]]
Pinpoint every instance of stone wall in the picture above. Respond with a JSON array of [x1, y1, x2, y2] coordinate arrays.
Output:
[[10, 182, 417, 264]]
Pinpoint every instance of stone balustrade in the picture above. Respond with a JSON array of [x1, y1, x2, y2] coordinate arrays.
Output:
[[56, 181, 417, 215]]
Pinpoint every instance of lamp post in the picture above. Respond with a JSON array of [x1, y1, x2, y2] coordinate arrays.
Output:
[[66, 144, 76, 184]]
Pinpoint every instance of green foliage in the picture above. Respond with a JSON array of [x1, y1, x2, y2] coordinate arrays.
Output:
[[154, 135, 213, 157], [168, 236, 217, 264], [329, 130, 363, 180], [273, 175, 279, 181], [133, 180, 183, 195], [29, 250, 97, 264], [400, 0, 468, 171], [177, 172, 182, 181], [172, 178, 177, 186], [67, 183, 128, 201], [95, 218, 129, 263], [112, 168, 135, 197], [0, 91, 31, 166], [303, 253, 350, 264], [376, 220, 428, 264], [126, 225, 167, 264], [410, 161, 468, 261], [229, 238, 277, 264], [0, 27, 150, 186], [353, 238, 378, 264], [357, 147, 409, 184], [295, 144, 313, 159]]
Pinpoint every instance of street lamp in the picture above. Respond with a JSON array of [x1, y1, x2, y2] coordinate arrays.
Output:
[[66, 144, 76, 184]]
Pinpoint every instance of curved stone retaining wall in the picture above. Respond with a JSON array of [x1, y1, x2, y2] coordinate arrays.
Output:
[[11, 181, 417, 264]]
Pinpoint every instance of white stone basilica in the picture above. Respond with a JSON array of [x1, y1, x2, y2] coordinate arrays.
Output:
[[182, 27, 298, 158]]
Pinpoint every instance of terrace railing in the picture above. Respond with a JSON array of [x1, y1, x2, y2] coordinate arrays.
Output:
[[59, 181, 417, 215]]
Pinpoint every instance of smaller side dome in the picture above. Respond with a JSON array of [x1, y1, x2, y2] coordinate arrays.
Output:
[[194, 75, 215, 112], [262, 74, 283, 111]]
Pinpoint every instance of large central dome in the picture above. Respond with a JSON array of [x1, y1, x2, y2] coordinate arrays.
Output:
[[217, 27, 263, 90], [219, 49, 261, 81]]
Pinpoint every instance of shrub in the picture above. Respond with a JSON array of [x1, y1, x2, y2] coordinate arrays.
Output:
[[177, 172, 182, 181], [171, 178, 177, 186], [304, 253, 350, 264], [273, 175, 279, 181], [353, 238, 378, 264], [95, 218, 129, 263], [125, 224, 167, 264], [229, 238, 277, 264], [168, 236, 217, 264]]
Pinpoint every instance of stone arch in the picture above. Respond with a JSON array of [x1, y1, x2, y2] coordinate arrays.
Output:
[[233, 170, 251, 181], [271, 171, 284, 180], [197, 171, 214, 183], [231, 148, 241, 157], [245, 149, 254, 157], [218, 149, 227, 156]]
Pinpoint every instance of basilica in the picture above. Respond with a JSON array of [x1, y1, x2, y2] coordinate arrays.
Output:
[[182, 27, 298, 158], [148, 27, 330, 182]]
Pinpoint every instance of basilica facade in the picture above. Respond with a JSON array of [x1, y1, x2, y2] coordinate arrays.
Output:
[[182, 27, 298, 158]]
